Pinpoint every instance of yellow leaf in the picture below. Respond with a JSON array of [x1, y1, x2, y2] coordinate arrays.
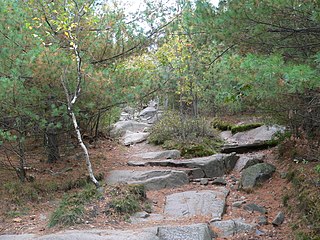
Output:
[[64, 32, 69, 37], [28, 26, 33, 30]]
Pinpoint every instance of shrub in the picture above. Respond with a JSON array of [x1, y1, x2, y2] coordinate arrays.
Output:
[[149, 111, 221, 158], [105, 184, 147, 216]]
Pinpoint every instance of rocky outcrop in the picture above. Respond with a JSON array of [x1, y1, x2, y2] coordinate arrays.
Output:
[[122, 131, 149, 146], [128, 153, 239, 178], [164, 188, 229, 221], [239, 163, 276, 190], [106, 170, 189, 190], [221, 125, 285, 153], [110, 120, 150, 137]]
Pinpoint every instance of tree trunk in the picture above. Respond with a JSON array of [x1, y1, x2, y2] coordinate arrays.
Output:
[[17, 119, 26, 182], [70, 111, 100, 187], [46, 127, 60, 163]]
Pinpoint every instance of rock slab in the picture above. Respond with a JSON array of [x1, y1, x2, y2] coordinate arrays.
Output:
[[157, 224, 215, 240], [210, 220, 255, 237], [106, 170, 189, 190], [132, 150, 181, 160], [221, 125, 285, 153], [122, 131, 149, 146], [110, 120, 150, 137], [239, 163, 276, 190], [164, 189, 229, 221], [234, 153, 265, 172], [128, 153, 239, 178]]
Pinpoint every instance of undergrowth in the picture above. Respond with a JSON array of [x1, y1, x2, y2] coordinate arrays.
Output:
[[2, 173, 104, 206], [104, 184, 149, 219], [278, 137, 320, 239], [48, 183, 101, 227], [148, 111, 222, 158]]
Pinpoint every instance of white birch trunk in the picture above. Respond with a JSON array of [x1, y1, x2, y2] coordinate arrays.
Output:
[[70, 111, 99, 187], [60, 31, 100, 187]]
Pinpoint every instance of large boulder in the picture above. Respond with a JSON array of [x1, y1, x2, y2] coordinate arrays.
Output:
[[157, 224, 215, 240], [210, 220, 255, 237], [221, 125, 285, 153], [109, 120, 149, 137], [122, 131, 149, 146], [106, 170, 189, 190], [164, 188, 229, 221], [234, 153, 265, 172], [239, 163, 276, 190], [132, 150, 181, 160], [128, 153, 239, 178], [139, 106, 157, 120]]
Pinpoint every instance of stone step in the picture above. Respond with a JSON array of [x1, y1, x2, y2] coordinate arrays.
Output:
[[210, 219, 256, 238], [0, 224, 215, 240], [131, 150, 181, 160], [106, 169, 189, 190], [128, 153, 239, 178], [164, 189, 229, 221]]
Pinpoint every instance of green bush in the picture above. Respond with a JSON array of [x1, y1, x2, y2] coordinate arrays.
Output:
[[106, 184, 146, 216], [149, 111, 221, 158]]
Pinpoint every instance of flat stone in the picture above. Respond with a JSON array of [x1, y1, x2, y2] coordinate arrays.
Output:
[[128, 153, 239, 178], [234, 153, 265, 172], [106, 170, 189, 190], [232, 200, 246, 208], [212, 177, 227, 186], [239, 163, 276, 190], [157, 223, 215, 240], [130, 213, 164, 224], [132, 150, 181, 160], [164, 189, 229, 220], [187, 168, 205, 179], [1, 228, 160, 240], [0, 235, 36, 240], [211, 220, 255, 237], [122, 131, 149, 146], [110, 120, 150, 137], [258, 216, 268, 225], [243, 203, 267, 214], [200, 178, 209, 185], [272, 212, 285, 226]]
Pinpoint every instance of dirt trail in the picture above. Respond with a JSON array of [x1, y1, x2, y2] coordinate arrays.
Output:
[[0, 136, 293, 239]]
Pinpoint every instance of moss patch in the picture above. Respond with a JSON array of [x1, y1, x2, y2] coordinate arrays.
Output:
[[231, 123, 263, 134]]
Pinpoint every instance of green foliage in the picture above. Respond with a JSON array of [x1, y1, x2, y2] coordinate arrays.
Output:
[[106, 184, 146, 216], [211, 118, 234, 131], [149, 111, 221, 158], [49, 183, 100, 227]]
